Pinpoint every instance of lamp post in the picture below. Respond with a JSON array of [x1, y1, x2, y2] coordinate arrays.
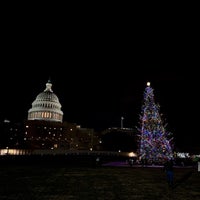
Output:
[[121, 117, 124, 129]]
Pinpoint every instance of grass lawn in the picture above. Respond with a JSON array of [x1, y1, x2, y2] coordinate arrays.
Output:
[[0, 163, 199, 200]]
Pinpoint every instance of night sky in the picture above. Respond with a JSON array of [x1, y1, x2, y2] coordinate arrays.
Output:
[[1, 7, 199, 151]]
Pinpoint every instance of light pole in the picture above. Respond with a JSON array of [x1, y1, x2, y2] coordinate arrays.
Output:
[[121, 116, 124, 129]]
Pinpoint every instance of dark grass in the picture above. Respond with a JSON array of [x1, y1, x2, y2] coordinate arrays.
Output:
[[0, 163, 199, 200]]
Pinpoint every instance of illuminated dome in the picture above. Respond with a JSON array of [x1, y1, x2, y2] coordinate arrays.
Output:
[[28, 80, 63, 122]]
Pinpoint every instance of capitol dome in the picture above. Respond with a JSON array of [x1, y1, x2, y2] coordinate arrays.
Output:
[[28, 80, 63, 122]]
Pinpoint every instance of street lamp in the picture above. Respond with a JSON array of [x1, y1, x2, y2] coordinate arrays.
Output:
[[121, 117, 124, 129]]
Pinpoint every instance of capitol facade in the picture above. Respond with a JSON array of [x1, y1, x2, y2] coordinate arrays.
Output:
[[23, 79, 98, 150]]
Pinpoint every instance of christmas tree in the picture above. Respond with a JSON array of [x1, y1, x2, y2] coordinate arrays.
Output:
[[137, 82, 174, 164]]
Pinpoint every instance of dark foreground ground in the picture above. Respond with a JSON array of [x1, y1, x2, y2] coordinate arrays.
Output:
[[0, 157, 199, 200]]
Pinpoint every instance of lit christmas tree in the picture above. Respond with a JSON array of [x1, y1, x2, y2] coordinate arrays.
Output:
[[137, 82, 174, 164]]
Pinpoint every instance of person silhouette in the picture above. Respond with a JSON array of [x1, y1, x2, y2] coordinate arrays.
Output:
[[164, 158, 174, 188]]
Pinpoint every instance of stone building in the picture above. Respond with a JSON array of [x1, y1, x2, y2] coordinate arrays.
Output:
[[25, 79, 98, 150]]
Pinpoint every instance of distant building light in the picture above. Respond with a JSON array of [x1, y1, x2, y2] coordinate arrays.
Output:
[[176, 152, 190, 158], [128, 152, 137, 157], [4, 119, 10, 123]]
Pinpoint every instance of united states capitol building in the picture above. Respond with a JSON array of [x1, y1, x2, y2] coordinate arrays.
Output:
[[0, 79, 139, 159], [0, 79, 100, 152], [25, 79, 87, 150]]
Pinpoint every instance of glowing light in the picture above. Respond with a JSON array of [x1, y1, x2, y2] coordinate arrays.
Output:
[[129, 152, 137, 157], [147, 82, 150, 86], [176, 152, 190, 158]]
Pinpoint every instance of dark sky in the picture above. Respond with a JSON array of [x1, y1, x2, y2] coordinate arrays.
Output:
[[0, 6, 199, 150]]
